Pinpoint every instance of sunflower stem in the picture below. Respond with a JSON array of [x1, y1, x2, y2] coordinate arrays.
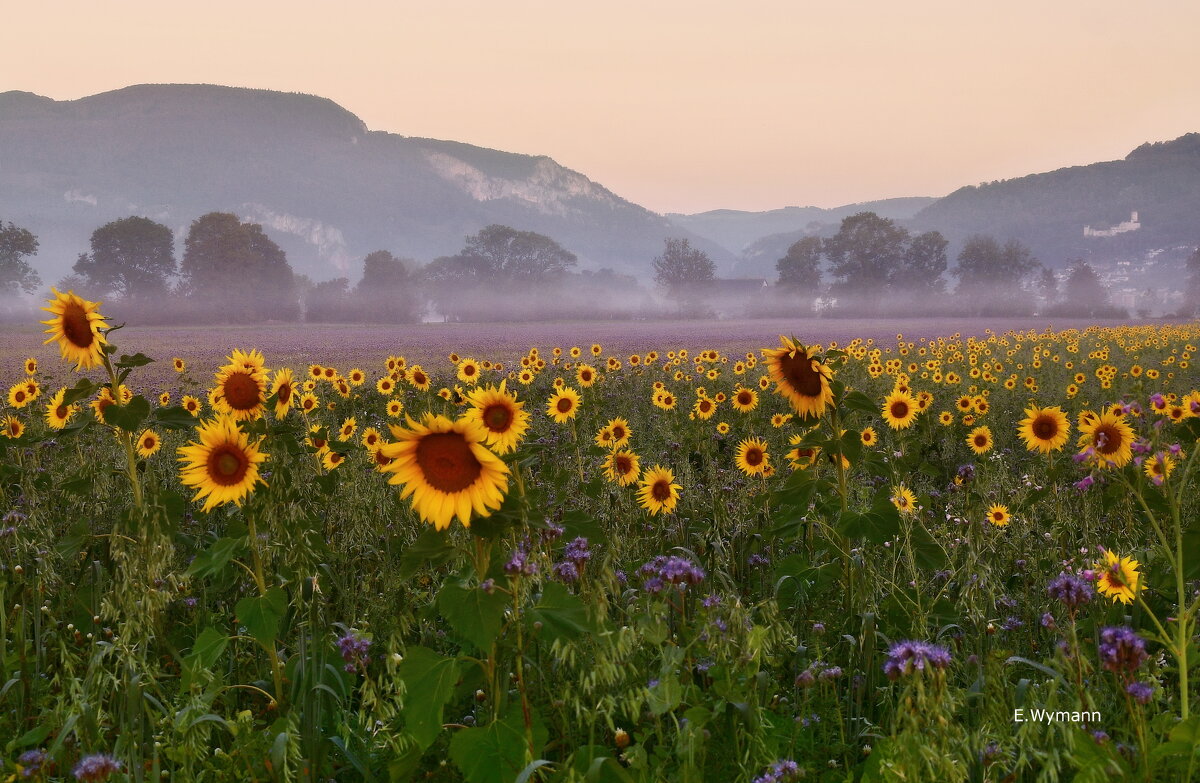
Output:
[[245, 512, 286, 708]]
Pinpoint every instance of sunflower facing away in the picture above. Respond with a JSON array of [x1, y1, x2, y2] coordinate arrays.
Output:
[[735, 437, 771, 476], [177, 414, 268, 512], [1017, 405, 1070, 454], [41, 288, 109, 370], [378, 413, 509, 530], [761, 336, 835, 419], [1095, 550, 1142, 605], [637, 464, 681, 516], [463, 381, 529, 454]]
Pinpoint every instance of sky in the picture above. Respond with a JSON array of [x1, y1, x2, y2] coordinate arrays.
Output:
[[4, 1, 1199, 215]]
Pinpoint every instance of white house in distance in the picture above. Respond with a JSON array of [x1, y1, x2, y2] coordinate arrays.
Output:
[[1084, 211, 1140, 237]]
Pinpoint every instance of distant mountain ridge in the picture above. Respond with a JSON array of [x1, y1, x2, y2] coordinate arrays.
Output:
[[0, 84, 728, 283]]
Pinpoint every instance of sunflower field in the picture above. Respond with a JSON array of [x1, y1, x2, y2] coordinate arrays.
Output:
[[1, 289, 1199, 781]]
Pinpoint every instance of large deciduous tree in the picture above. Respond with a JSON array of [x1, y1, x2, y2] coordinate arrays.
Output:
[[73, 216, 176, 301], [653, 238, 714, 310], [354, 250, 420, 323], [180, 212, 298, 322], [822, 212, 910, 314], [461, 224, 577, 280], [0, 220, 41, 296], [952, 235, 1041, 316]]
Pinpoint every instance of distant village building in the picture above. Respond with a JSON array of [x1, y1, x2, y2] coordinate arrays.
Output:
[[1083, 211, 1140, 238]]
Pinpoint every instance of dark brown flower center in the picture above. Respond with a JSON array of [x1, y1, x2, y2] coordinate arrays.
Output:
[[777, 349, 823, 396], [483, 403, 513, 432], [651, 480, 672, 501], [415, 432, 483, 493], [223, 372, 261, 411], [208, 445, 249, 486], [61, 302, 95, 348], [556, 398, 573, 413], [1032, 416, 1058, 440]]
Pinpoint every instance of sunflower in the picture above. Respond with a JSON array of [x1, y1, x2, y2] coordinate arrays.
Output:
[[730, 387, 758, 413], [407, 365, 431, 391], [178, 395, 201, 417], [1077, 411, 1135, 468], [0, 413, 26, 440], [966, 425, 993, 455], [211, 350, 268, 421], [1144, 452, 1175, 484], [322, 450, 346, 471], [170, 357, 185, 373], [347, 368, 366, 386], [271, 368, 295, 419], [91, 386, 122, 424], [45, 388, 76, 429], [463, 381, 529, 454], [604, 449, 641, 486], [882, 390, 919, 430], [378, 413, 509, 530], [1095, 550, 1142, 605], [546, 387, 581, 423], [716, 422, 730, 435], [457, 358, 481, 385], [338, 417, 357, 441], [938, 411, 954, 426], [177, 414, 268, 511], [7, 382, 31, 409], [761, 336, 834, 419], [986, 504, 1009, 527], [299, 392, 319, 415], [771, 413, 792, 428], [860, 427, 878, 447], [786, 434, 820, 470], [136, 429, 162, 458], [652, 390, 677, 410], [22, 380, 39, 403], [24, 357, 37, 375], [1017, 405, 1070, 454], [387, 399, 405, 418], [693, 397, 717, 420], [890, 484, 918, 515], [636, 465, 681, 515], [605, 417, 632, 448], [158, 391, 171, 407], [735, 437, 771, 476], [376, 376, 396, 395], [41, 288, 109, 370]]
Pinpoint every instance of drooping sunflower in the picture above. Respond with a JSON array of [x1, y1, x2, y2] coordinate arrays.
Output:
[[735, 437, 771, 476], [1077, 411, 1135, 468], [636, 465, 681, 516], [966, 425, 993, 455], [761, 336, 834, 419], [546, 387, 581, 423], [463, 381, 529, 454], [136, 429, 162, 458], [41, 288, 109, 370], [986, 504, 1010, 527], [2, 416, 24, 439], [882, 390, 919, 430], [45, 388, 76, 429], [271, 368, 295, 419], [1017, 405, 1070, 454], [1095, 549, 1142, 604], [211, 350, 268, 421], [177, 414, 268, 512], [378, 413, 509, 530], [603, 449, 641, 486]]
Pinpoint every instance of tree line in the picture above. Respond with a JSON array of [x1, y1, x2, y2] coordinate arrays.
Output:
[[2, 211, 1199, 322]]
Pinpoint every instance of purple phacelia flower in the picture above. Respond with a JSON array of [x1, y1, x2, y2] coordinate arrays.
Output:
[[1047, 572, 1094, 613], [337, 630, 371, 674], [883, 640, 952, 680], [73, 754, 122, 782], [1098, 626, 1148, 675], [1125, 681, 1153, 704]]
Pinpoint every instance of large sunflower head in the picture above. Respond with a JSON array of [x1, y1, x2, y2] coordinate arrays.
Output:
[[636, 464, 681, 516], [1077, 411, 1135, 468], [604, 449, 642, 486], [966, 425, 993, 455], [41, 288, 109, 371], [177, 414, 268, 512], [463, 381, 530, 455], [1018, 404, 1070, 454], [378, 413, 509, 530], [730, 386, 758, 413], [211, 351, 268, 421], [761, 337, 834, 419]]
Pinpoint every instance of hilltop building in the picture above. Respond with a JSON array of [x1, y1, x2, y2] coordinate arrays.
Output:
[[1084, 211, 1140, 238]]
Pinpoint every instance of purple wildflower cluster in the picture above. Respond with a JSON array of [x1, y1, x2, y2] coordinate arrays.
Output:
[[337, 630, 371, 674], [18, 749, 49, 778], [1098, 626, 1148, 675], [795, 662, 843, 687], [553, 537, 592, 583], [639, 555, 705, 594], [72, 754, 122, 782], [883, 640, 952, 680], [1125, 681, 1153, 704], [1047, 572, 1094, 616], [752, 759, 801, 783], [505, 545, 538, 577]]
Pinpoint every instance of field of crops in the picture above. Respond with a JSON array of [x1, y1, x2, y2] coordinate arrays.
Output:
[[1, 291, 1198, 781]]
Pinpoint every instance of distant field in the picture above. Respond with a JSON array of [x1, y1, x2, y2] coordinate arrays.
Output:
[[1, 315, 1153, 386]]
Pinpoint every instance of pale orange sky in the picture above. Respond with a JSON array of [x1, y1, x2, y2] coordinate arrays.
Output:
[[5, 1, 1198, 214]]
